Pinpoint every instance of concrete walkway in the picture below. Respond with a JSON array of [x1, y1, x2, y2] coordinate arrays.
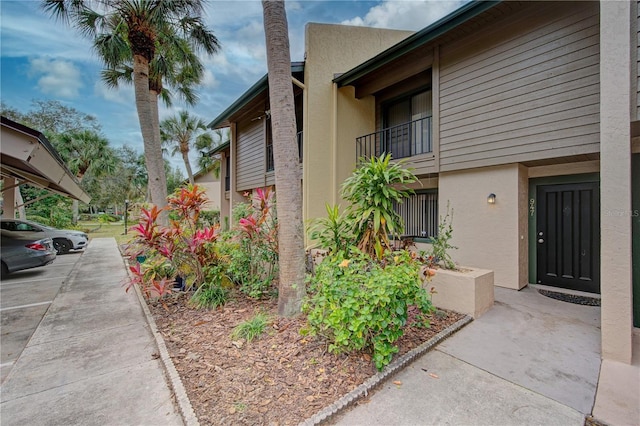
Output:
[[0, 238, 182, 426], [334, 286, 602, 425], [2, 238, 637, 426]]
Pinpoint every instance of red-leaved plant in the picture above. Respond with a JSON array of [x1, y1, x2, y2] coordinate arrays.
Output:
[[125, 185, 220, 299], [223, 187, 279, 298]]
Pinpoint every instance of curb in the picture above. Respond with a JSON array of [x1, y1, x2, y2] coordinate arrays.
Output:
[[300, 315, 474, 426], [124, 256, 200, 426]]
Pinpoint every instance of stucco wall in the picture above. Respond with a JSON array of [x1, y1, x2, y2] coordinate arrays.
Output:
[[438, 164, 527, 290], [193, 170, 221, 212], [303, 23, 414, 223], [600, 0, 634, 363]]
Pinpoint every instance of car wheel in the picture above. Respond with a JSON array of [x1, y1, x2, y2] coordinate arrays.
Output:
[[53, 239, 71, 255], [1, 262, 9, 276]]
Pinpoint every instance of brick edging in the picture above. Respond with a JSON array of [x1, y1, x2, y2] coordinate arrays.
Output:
[[123, 255, 200, 426], [299, 315, 474, 426]]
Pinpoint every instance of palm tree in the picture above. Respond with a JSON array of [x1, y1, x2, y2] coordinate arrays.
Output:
[[196, 128, 228, 178], [53, 129, 117, 223], [160, 110, 212, 185], [42, 0, 220, 223], [262, 0, 306, 317]]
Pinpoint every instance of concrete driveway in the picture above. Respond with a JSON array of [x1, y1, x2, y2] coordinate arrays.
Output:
[[1, 251, 83, 382]]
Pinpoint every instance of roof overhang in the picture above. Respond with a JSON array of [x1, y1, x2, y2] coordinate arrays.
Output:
[[1, 116, 91, 204], [208, 62, 305, 129], [333, 0, 501, 89], [210, 140, 230, 155]]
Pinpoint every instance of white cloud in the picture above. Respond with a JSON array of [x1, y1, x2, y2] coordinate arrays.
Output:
[[342, 0, 468, 30], [199, 69, 220, 89], [28, 58, 83, 98], [94, 80, 135, 104]]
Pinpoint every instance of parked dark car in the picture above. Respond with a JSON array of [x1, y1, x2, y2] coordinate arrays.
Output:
[[1, 230, 57, 275], [0, 219, 88, 254]]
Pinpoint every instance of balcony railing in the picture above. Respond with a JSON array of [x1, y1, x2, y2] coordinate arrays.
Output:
[[356, 116, 432, 161], [267, 131, 303, 172]]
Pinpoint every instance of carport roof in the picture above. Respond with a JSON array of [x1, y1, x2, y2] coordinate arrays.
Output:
[[1, 116, 91, 204]]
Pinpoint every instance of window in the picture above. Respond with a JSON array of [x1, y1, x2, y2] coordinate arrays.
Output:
[[394, 190, 438, 238], [383, 89, 432, 159]]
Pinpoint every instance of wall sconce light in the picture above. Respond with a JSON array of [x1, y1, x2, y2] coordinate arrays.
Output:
[[487, 193, 496, 204]]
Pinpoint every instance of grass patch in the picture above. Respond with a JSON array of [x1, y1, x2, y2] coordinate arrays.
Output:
[[78, 221, 134, 246], [190, 284, 230, 309], [231, 312, 270, 342]]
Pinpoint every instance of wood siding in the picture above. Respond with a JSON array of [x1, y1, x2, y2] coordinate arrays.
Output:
[[236, 118, 266, 191], [438, 1, 600, 171]]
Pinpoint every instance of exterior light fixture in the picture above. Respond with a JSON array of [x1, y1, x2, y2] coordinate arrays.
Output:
[[487, 193, 496, 204]]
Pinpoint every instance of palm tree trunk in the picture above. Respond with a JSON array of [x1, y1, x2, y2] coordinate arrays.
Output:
[[133, 55, 168, 222], [262, 0, 306, 317], [182, 150, 195, 185]]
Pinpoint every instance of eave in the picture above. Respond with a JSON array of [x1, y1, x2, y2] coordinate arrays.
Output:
[[333, 0, 501, 88], [1, 116, 91, 204]]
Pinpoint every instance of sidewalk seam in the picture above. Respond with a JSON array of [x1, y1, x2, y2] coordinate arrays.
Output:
[[299, 315, 473, 426], [126, 258, 200, 426]]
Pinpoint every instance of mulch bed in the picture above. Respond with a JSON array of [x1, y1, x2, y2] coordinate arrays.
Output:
[[148, 291, 464, 426]]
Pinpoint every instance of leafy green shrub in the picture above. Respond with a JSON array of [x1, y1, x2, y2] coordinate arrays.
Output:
[[231, 312, 270, 342], [342, 154, 417, 260], [190, 283, 229, 309], [199, 210, 220, 226], [303, 249, 434, 371], [97, 213, 119, 223]]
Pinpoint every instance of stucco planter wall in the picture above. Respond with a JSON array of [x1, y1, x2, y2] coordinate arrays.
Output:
[[426, 267, 494, 318]]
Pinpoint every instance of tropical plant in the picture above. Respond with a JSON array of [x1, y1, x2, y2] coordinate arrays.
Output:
[[160, 111, 213, 185], [303, 249, 434, 371], [125, 185, 222, 298], [307, 203, 354, 254], [231, 312, 270, 342], [53, 129, 117, 223], [342, 154, 417, 260], [196, 128, 229, 176], [42, 0, 220, 223], [262, 0, 306, 316], [223, 188, 278, 298]]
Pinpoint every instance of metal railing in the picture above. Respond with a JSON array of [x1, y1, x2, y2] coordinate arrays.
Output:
[[394, 191, 438, 238], [267, 131, 303, 172], [356, 116, 432, 161]]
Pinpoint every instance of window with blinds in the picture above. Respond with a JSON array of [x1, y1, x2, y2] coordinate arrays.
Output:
[[384, 90, 433, 159], [394, 191, 438, 238]]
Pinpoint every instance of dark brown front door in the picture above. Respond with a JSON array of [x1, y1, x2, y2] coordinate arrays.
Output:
[[536, 182, 600, 293]]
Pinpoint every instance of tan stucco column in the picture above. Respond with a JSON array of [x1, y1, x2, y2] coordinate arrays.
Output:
[[1, 178, 17, 218], [600, 0, 633, 363]]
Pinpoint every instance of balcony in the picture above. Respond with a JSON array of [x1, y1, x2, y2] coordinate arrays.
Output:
[[267, 131, 303, 172], [356, 116, 432, 161]]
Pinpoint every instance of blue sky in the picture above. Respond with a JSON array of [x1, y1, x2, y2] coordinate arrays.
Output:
[[1, 0, 466, 174]]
